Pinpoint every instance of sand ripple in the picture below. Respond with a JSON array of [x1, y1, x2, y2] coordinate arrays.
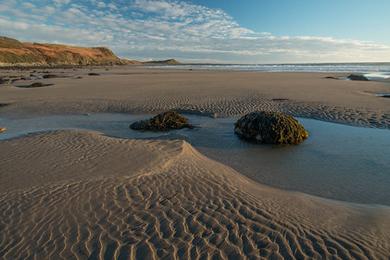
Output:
[[3, 95, 389, 129], [1, 131, 389, 259]]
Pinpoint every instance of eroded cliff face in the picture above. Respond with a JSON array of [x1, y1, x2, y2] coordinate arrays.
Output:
[[0, 36, 124, 66]]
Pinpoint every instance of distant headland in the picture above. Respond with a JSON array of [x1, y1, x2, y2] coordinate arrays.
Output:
[[0, 36, 180, 67]]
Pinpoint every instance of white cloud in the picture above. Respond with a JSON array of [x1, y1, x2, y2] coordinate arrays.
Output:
[[53, 0, 70, 5], [22, 2, 35, 9], [0, 0, 389, 63]]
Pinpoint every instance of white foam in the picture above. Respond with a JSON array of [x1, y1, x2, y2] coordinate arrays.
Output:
[[364, 73, 390, 80]]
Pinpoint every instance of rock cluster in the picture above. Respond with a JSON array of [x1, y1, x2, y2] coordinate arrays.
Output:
[[130, 111, 193, 131], [234, 111, 308, 145]]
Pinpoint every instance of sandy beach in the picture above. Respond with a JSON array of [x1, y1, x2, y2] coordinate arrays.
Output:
[[0, 67, 389, 128], [1, 67, 390, 259]]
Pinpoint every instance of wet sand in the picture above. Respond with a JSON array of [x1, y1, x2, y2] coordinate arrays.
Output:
[[1, 131, 390, 259], [0, 66, 389, 128], [1, 67, 390, 259]]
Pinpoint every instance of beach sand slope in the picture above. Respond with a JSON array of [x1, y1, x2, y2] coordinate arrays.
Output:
[[1, 130, 389, 259]]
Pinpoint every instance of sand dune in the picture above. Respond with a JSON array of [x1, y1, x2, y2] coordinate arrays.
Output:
[[1, 130, 389, 259]]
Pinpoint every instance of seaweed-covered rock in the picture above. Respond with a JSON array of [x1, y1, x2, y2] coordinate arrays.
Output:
[[234, 111, 308, 145], [0, 127, 6, 133], [130, 111, 193, 131], [347, 74, 369, 81]]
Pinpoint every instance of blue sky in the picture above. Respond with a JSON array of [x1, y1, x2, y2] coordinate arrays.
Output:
[[0, 0, 389, 63], [193, 0, 390, 44]]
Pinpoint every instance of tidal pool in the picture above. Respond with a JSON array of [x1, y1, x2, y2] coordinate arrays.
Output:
[[1, 113, 389, 206]]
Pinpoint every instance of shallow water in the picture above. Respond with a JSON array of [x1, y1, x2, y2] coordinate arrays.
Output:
[[1, 113, 389, 206], [147, 63, 390, 74]]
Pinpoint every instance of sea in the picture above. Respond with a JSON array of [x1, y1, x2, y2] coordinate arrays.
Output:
[[147, 63, 390, 80]]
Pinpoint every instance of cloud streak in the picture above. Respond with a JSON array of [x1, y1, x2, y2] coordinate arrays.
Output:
[[0, 0, 389, 63]]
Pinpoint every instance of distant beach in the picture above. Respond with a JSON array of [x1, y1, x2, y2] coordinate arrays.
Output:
[[148, 63, 390, 80]]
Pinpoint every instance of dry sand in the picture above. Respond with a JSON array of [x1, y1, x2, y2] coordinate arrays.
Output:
[[1, 67, 390, 259]]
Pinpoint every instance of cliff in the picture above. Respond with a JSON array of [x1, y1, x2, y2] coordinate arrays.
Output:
[[0, 36, 124, 66]]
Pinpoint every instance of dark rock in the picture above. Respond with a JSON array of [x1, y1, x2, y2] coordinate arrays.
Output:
[[271, 98, 289, 102], [42, 74, 59, 78], [17, 82, 54, 88], [347, 74, 369, 81], [130, 111, 193, 131], [234, 111, 309, 145], [376, 93, 390, 98], [88, 73, 100, 76], [325, 76, 339, 80]]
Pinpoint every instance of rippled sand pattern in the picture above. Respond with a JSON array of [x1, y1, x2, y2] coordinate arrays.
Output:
[[1, 69, 390, 129], [1, 131, 389, 259], [3, 95, 389, 129]]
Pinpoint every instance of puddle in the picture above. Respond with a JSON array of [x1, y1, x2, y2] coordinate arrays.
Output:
[[0, 113, 389, 206]]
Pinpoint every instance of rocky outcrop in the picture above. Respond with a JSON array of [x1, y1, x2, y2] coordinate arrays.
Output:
[[143, 59, 181, 65], [234, 111, 309, 145], [130, 111, 193, 131], [0, 36, 124, 67], [347, 74, 369, 81]]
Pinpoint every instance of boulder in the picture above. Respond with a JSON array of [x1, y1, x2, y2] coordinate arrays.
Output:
[[347, 74, 369, 81], [0, 127, 6, 133], [130, 111, 193, 131], [234, 111, 308, 145]]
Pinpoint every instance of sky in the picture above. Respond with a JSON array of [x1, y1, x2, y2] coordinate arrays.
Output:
[[0, 0, 389, 63]]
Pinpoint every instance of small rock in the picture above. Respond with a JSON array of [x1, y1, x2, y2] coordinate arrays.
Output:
[[17, 82, 54, 88], [325, 76, 339, 80], [130, 111, 193, 131], [272, 98, 289, 102], [42, 74, 58, 79], [0, 127, 6, 133]]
